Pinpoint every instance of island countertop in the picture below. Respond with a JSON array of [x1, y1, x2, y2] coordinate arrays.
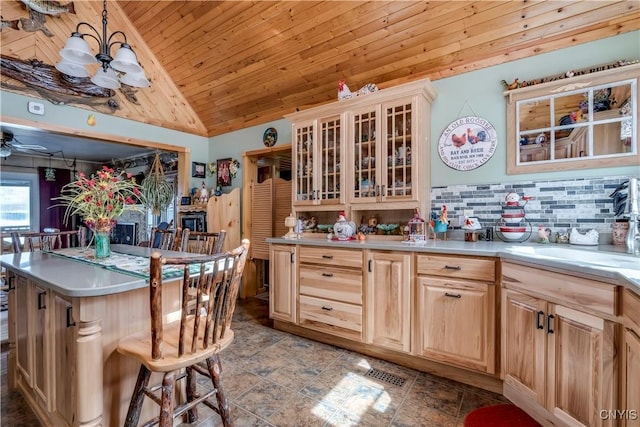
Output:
[[0, 244, 204, 297], [267, 237, 640, 291]]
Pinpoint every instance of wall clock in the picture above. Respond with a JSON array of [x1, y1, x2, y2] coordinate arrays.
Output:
[[437, 116, 497, 171], [263, 127, 278, 147]]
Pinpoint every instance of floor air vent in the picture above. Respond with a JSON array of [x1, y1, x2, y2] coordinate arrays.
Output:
[[365, 368, 407, 387]]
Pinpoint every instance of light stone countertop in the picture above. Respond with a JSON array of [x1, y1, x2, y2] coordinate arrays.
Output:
[[268, 237, 640, 291], [0, 244, 205, 297]]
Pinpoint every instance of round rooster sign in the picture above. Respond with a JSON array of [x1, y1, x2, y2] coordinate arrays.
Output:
[[438, 116, 497, 171]]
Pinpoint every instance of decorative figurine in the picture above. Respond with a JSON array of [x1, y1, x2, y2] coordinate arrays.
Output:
[[430, 204, 449, 240], [284, 213, 298, 239], [407, 208, 426, 243], [198, 181, 208, 203], [537, 225, 551, 244], [333, 211, 356, 240]]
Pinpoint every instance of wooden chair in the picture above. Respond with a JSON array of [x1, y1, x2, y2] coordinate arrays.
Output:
[[11, 227, 88, 253], [150, 227, 189, 251], [117, 239, 250, 427], [186, 230, 227, 255]]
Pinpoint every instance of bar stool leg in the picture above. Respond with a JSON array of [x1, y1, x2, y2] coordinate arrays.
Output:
[[124, 365, 151, 427], [186, 366, 199, 423], [206, 354, 233, 427], [159, 371, 176, 427]]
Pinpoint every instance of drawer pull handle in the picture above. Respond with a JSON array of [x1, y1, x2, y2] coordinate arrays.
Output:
[[445, 292, 461, 299], [322, 255, 333, 259], [547, 314, 555, 334], [66, 306, 76, 328], [8, 276, 15, 290], [444, 265, 462, 270], [536, 311, 544, 330], [322, 273, 333, 277], [322, 306, 333, 311], [37, 291, 46, 310]]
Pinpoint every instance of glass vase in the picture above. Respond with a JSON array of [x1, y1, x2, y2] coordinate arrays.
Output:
[[94, 231, 111, 259]]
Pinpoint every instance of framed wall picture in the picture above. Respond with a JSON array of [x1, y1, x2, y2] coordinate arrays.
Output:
[[192, 162, 206, 178], [217, 158, 232, 187]]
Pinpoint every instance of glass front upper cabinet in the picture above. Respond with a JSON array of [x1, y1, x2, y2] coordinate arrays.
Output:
[[506, 64, 639, 174]]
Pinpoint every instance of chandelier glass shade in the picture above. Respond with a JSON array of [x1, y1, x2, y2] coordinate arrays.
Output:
[[55, 0, 149, 89]]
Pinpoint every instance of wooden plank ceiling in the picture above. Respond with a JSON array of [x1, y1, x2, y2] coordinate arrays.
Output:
[[1, 1, 638, 138]]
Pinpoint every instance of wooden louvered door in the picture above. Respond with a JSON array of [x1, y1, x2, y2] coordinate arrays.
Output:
[[251, 179, 273, 260], [251, 177, 292, 261]]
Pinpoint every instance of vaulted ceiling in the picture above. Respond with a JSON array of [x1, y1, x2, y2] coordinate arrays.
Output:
[[1, 1, 638, 139]]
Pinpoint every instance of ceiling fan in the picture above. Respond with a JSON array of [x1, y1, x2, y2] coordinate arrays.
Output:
[[0, 130, 49, 158]]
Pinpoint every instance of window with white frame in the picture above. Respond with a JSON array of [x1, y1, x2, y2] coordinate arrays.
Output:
[[0, 172, 40, 232]]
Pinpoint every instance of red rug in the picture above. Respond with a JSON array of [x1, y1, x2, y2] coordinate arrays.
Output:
[[464, 404, 541, 427]]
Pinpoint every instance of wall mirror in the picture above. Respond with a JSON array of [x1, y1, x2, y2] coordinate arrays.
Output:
[[506, 63, 639, 174]]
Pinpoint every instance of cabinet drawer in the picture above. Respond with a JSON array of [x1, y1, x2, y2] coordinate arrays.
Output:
[[299, 295, 363, 341], [624, 288, 640, 332], [299, 246, 363, 268], [300, 266, 362, 305], [416, 254, 496, 282], [502, 262, 618, 316]]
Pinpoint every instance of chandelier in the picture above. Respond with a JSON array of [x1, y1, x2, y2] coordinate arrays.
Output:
[[55, 0, 149, 89]]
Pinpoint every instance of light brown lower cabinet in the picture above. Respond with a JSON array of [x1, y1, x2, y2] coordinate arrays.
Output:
[[269, 244, 297, 323], [417, 277, 495, 373], [502, 262, 618, 427], [622, 289, 640, 427], [10, 272, 76, 426], [297, 246, 364, 341], [366, 251, 411, 352], [415, 253, 496, 374]]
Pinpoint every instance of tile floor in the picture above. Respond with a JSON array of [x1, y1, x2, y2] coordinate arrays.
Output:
[[1, 296, 510, 427]]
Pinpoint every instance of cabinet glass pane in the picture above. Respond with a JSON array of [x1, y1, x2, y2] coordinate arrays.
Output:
[[385, 103, 412, 198], [295, 125, 313, 202], [518, 98, 551, 133], [320, 118, 341, 201], [353, 110, 376, 199]]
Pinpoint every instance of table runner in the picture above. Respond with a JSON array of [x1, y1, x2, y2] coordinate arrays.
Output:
[[46, 247, 188, 280]]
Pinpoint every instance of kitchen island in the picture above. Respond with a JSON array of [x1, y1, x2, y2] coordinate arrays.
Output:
[[1, 245, 204, 427]]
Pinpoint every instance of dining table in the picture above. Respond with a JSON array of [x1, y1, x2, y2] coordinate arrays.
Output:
[[1, 244, 205, 427]]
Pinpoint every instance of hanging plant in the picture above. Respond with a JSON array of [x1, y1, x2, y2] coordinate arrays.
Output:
[[141, 153, 174, 215]]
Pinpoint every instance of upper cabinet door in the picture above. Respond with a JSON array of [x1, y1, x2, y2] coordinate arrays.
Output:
[[293, 116, 344, 206], [380, 98, 417, 202], [350, 106, 379, 203], [506, 63, 639, 174], [293, 120, 315, 206]]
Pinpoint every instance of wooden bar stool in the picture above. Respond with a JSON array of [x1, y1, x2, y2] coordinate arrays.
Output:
[[185, 230, 226, 255], [11, 227, 87, 253], [117, 239, 250, 427], [149, 227, 189, 251]]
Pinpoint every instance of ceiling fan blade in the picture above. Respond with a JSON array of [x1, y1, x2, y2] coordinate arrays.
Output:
[[12, 143, 48, 151]]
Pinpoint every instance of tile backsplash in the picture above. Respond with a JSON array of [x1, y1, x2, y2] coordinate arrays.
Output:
[[431, 175, 631, 243]]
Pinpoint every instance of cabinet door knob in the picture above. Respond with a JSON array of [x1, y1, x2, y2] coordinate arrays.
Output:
[[536, 310, 544, 330], [546, 314, 555, 334], [321, 305, 333, 311], [8, 275, 15, 290], [444, 265, 462, 270], [290, 252, 295, 264]]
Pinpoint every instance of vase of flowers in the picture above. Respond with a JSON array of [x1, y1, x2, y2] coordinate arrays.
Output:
[[54, 166, 143, 258]]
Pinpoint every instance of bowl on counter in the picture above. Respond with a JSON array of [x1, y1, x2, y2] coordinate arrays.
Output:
[[501, 212, 525, 223], [499, 226, 526, 240]]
